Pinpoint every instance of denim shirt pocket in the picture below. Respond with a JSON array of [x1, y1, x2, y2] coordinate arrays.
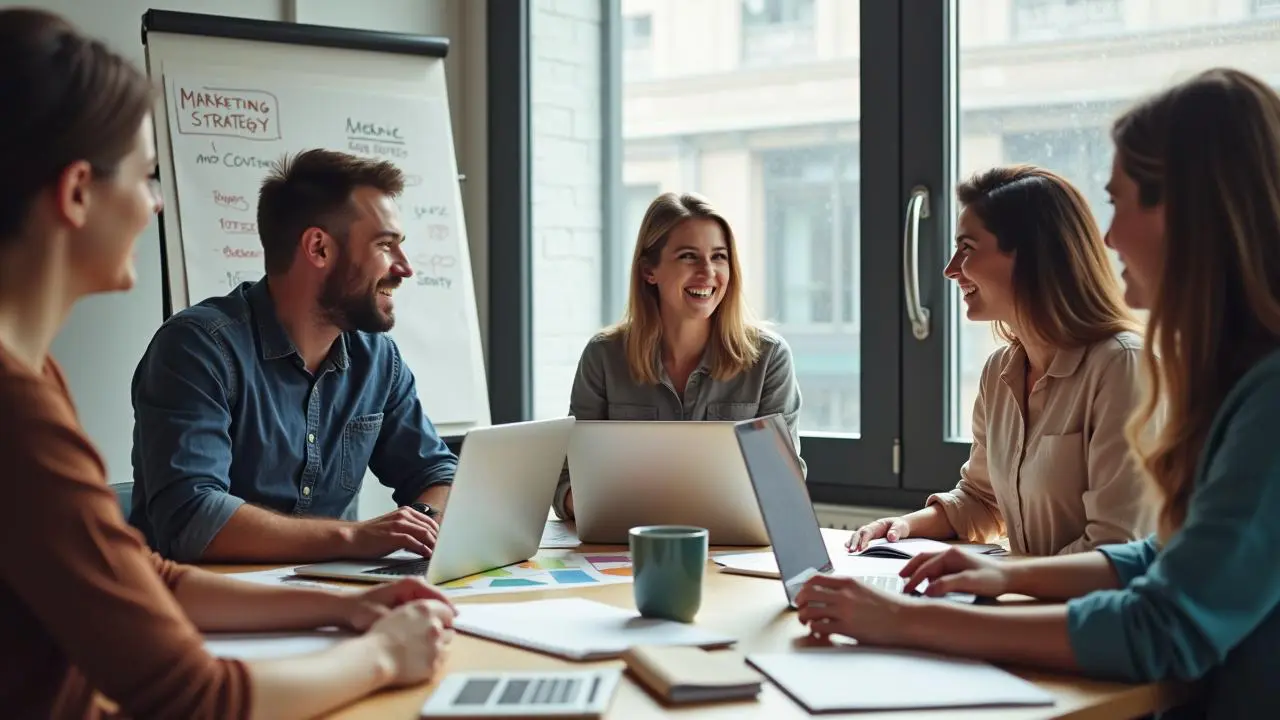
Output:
[[707, 401, 760, 421], [607, 402, 658, 420], [341, 412, 384, 491]]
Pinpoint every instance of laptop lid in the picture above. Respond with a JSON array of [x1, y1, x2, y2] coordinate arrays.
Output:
[[568, 420, 769, 546], [733, 415, 832, 608], [294, 416, 575, 584], [424, 416, 576, 584]]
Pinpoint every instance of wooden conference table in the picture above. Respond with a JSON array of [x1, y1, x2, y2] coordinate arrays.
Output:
[[206, 528, 1191, 719]]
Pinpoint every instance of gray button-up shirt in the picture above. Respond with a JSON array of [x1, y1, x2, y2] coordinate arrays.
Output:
[[553, 327, 804, 518]]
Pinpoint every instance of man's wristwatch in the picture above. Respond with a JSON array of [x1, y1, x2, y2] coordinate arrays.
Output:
[[409, 502, 439, 519]]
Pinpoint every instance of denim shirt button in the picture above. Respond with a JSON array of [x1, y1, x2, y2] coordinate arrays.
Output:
[[302, 486, 311, 496], [307, 432, 316, 443]]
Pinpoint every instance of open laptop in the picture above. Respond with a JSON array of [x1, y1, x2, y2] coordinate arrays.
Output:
[[294, 416, 575, 584], [732, 416, 976, 607], [567, 420, 773, 546]]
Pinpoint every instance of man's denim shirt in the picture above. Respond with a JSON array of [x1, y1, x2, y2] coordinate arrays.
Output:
[[129, 280, 457, 561]]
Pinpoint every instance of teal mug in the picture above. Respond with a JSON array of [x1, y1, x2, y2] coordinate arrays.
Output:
[[629, 525, 708, 622]]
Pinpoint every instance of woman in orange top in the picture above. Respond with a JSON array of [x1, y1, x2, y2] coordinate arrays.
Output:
[[0, 9, 456, 719]]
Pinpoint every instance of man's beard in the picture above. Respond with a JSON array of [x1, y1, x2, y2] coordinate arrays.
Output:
[[318, 253, 398, 334]]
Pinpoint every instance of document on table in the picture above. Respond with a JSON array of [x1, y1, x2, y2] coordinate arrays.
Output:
[[453, 597, 736, 660], [540, 519, 581, 548], [747, 647, 1055, 712], [713, 551, 908, 579]]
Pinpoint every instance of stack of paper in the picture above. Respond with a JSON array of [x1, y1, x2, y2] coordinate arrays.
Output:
[[747, 647, 1055, 712], [453, 598, 736, 660]]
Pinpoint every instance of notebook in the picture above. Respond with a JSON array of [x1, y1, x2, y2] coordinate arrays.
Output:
[[747, 647, 1055, 712], [622, 646, 763, 704], [420, 668, 622, 718], [852, 538, 1007, 559], [452, 598, 736, 660]]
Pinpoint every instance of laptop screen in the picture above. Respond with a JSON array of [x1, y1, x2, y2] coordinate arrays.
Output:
[[734, 416, 832, 605]]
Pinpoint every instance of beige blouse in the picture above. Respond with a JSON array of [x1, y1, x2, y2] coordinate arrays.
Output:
[[927, 332, 1155, 556]]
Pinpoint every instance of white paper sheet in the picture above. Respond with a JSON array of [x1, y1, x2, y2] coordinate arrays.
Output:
[[714, 551, 908, 579], [540, 519, 581, 548], [748, 647, 1055, 712], [453, 598, 735, 660]]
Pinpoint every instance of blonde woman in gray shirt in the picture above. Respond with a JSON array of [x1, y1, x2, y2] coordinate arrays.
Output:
[[553, 191, 802, 520], [850, 166, 1153, 556]]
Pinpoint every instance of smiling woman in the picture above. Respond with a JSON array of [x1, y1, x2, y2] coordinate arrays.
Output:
[[551, 191, 805, 520], [0, 8, 457, 720], [849, 165, 1152, 557]]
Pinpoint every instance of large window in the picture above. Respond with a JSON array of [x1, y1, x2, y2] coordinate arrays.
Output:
[[528, 0, 1280, 508], [762, 148, 860, 434], [622, 13, 653, 81], [928, 1, 1280, 484], [1012, 0, 1124, 41], [619, 0, 863, 447], [741, 0, 816, 65]]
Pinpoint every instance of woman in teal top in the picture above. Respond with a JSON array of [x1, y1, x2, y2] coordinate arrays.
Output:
[[794, 66, 1280, 718]]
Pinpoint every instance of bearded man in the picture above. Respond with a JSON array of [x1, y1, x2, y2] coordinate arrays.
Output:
[[130, 149, 456, 564]]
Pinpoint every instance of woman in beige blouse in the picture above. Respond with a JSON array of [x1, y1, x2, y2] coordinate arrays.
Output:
[[850, 165, 1153, 556]]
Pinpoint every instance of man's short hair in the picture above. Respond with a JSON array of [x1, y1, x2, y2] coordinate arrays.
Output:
[[256, 149, 404, 275]]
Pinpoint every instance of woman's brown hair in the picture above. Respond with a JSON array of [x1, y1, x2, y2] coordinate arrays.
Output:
[[610, 191, 761, 384], [1114, 68, 1280, 538], [0, 8, 154, 241], [956, 164, 1139, 349]]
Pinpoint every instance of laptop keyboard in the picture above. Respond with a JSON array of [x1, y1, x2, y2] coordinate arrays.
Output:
[[857, 575, 907, 593], [364, 558, 432, 576]]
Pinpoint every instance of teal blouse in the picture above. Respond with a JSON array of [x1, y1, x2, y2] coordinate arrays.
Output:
[[1066, 348, 1280, 717]]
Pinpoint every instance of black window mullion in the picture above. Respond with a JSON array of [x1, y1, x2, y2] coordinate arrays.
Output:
[[900, 0, 971, 493], [803, 0, 903, 501]]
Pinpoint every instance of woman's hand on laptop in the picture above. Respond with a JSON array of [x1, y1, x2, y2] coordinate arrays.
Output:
[[900, 547, 1009, 598], [343, 506, 441, 558], [793, 575, 913, 646], [847, 516, 911, 552], [344, 577, 458, 633], [362, 598, 457, 687]]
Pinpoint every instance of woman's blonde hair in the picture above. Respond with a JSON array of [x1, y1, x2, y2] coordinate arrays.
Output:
[[1114, 68, 1280, 538], [609, 191, 760, 384], [956, 165, 1139, 349]]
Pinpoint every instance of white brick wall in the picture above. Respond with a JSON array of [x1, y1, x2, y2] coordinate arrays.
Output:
[[531, 0, 605, 419]]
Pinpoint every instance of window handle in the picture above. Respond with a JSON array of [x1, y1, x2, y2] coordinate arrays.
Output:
[[903, 185, 931, 341]]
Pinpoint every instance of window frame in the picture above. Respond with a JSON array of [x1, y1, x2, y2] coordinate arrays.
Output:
[[487, 0, 533, 426], [798, 0, 905, 506], [591, 0, 973, 509], [898, 0, 972, 494]]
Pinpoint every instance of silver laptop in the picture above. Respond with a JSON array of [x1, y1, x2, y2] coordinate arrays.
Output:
[[295, 416, 575, 584], [731, 416, 833, 608], [732, 416, 976, 607], [567, 420, 772, 546]]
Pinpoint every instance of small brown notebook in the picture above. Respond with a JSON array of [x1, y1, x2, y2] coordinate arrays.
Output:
[[622, 645, 764, 704]]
